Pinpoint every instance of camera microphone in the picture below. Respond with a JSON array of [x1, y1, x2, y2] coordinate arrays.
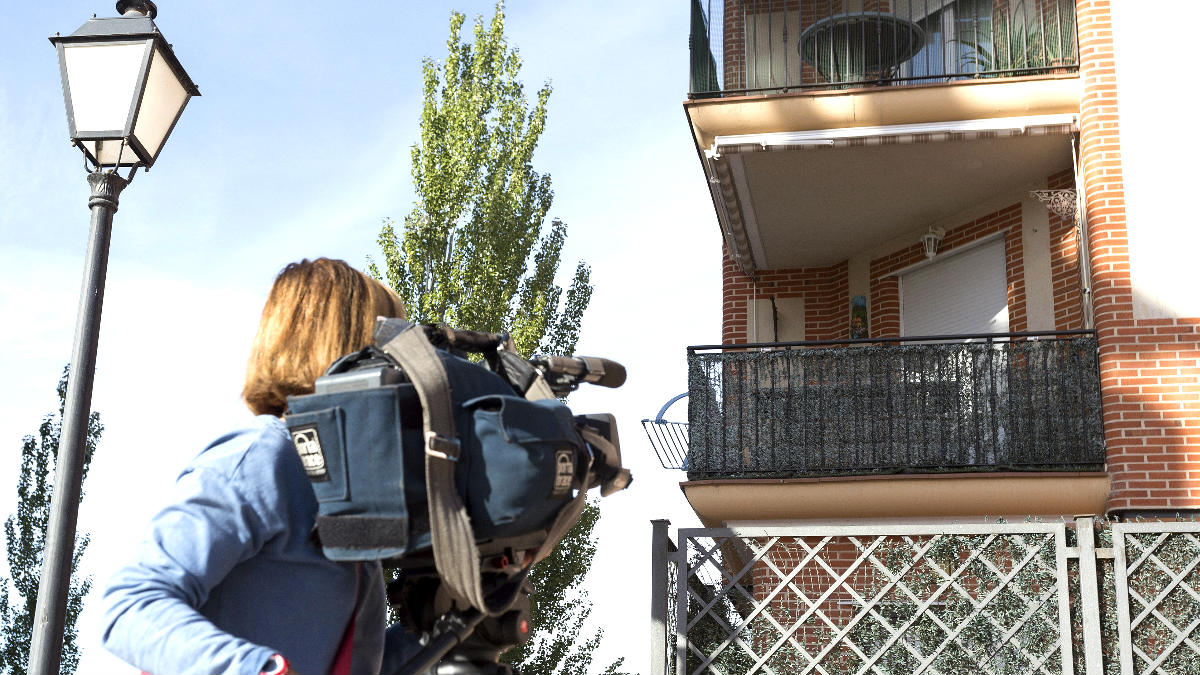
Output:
[[531, 355, 626, 392]]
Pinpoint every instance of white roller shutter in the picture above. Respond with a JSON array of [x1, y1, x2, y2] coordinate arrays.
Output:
[[902, 237, 1009, 336]]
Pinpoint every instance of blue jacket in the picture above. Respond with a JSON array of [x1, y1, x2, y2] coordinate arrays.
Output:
[[101, 415, 388, 674]]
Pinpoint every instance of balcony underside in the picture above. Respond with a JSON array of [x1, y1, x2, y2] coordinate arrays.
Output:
[[686, 76, 1080, 271], [686, 75, 1080, 147], [682, 471, 1110, 526], [730, 132, 1072, 269]]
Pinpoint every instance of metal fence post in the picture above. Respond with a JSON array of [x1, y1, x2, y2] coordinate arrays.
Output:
[[1075, 516, 1104, 674], [651, 519, 671, 675]]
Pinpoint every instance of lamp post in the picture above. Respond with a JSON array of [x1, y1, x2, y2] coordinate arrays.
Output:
[[32, 3, 198, 671]]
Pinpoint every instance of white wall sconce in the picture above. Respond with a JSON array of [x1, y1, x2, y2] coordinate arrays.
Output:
[[920, 227, 945, 259]]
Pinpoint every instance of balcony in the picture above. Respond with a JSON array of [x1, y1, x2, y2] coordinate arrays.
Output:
[[684, 2, 1082, 279], [658, 332, 1108, 523], [690, 0, 1079, 98], [687, 331, 1102, 477]]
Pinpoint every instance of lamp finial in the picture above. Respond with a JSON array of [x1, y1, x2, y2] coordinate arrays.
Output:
[[115, 1, 157, 19]]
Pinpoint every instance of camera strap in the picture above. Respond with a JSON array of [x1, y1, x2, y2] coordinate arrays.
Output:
[[379, 326, 526, 616]]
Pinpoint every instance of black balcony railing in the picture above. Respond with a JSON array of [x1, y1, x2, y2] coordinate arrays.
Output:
[[686, 331, 1104, 480], [689, 0, 1079, 97]]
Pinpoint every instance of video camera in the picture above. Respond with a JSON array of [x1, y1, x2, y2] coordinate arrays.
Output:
[[283, 318, 631, 674]]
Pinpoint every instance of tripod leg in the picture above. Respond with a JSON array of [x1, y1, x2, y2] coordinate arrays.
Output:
[[392, 609, 483, 675]]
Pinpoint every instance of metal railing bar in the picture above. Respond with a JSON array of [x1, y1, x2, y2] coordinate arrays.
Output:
[[678, 523, 1066, 541], [688, 329, 1096, 352]]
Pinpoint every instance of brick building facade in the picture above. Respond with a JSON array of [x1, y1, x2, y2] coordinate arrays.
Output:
[[1075, 0, 1200, 516], [701, 0, 1197, 518], [673, 1, 1200, 665]]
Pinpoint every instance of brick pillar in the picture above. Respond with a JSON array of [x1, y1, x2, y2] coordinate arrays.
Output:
[[1047, 169, 1085, 330], [1077, 0, 1200, 516], [723, 245, 750, 344], [724, 0, 746, 91]]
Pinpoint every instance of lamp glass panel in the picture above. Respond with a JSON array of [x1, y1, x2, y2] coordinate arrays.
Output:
[[79, 139, 137, 166], [131, 47, 189, 160], [62, 42, 149, 134]]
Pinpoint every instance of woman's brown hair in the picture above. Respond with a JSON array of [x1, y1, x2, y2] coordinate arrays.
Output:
[[242, 258, 405, 416]]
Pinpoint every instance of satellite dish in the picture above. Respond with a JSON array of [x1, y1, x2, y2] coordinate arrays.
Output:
[[800, 12, 925, 85]]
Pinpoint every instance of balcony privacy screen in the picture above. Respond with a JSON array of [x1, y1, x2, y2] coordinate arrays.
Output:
[[686, 336, 1104, 479], [690, 0, 1079, 96]]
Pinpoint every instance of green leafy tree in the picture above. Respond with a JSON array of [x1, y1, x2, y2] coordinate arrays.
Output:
[[0, 367, 101, 674], [371, 4, 626, 673], [500, 501, 625, 675], [371, 1, 591, 358]]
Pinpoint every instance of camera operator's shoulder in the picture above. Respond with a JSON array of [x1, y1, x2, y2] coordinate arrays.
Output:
[[187, 416, 297, 484]]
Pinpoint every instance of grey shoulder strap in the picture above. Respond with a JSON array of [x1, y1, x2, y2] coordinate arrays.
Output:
[[380, 327, 591, 612], [379, 328, 506, 615]]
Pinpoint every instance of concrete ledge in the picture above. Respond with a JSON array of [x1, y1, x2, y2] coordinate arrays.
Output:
[[685, 74, 1081, 149], [682, 471, 1110, 526]]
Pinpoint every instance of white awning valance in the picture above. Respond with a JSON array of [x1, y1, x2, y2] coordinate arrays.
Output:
[[706, 114, 1078, 158]]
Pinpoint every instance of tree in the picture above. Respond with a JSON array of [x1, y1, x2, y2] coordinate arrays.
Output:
[[371, 2, 591, 358], [371, 4, 624, 673], [501, 500, 625, 675], [0, 367, 101, 675]]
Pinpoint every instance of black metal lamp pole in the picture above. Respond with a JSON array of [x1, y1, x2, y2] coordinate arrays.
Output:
[[33, 3, 197, 670], [27, 170, 127, 675]]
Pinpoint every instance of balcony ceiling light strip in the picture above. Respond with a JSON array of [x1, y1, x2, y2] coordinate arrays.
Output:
[[707, 114, 1078, 158]]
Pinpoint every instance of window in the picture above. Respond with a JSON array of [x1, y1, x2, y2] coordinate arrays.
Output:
[[901, 237, 1009, 337]]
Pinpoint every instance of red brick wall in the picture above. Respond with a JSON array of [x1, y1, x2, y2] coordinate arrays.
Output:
[[868, 204, 1028, 337], [723, 202, 1043, 345], [722, 245, 849, 344], [1047, 169, 1085, 330], [723, 0, 746, 91], [1077, 0, 1200, 515], [722, 246, 750, 343]]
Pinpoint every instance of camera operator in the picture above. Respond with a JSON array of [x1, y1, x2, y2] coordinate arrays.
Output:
[[100, 258, 417, 675]]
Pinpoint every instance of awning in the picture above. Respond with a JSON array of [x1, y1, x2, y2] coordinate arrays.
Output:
[[702, 114, 1079, 276]]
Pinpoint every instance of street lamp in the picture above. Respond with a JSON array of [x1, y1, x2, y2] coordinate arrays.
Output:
[[50, 0, 198, 170], [32, 3, 198, 672]]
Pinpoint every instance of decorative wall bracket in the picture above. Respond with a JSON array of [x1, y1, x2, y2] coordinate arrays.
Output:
[[1030, 189, 1077, 219]]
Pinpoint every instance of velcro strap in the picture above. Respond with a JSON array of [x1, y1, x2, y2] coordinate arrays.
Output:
[[315, 515, 408, 549]]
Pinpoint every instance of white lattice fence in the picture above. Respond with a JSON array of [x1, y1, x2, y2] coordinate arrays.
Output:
[[1114, 522, 1200, 675], [651, 520, 1200, 675]]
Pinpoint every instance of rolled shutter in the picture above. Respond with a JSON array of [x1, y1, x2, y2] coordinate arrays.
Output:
[[902, 237, 1009, 337]]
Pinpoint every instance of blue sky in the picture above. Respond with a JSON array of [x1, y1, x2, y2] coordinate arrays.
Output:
[[0, 2, 719, 672]]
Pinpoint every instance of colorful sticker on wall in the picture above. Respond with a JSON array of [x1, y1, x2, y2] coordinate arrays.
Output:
[[851, 295, 868, 339]]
